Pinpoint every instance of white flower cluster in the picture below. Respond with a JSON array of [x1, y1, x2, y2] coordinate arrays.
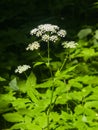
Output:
[[62, 41, 78, 48], [57, 30, 67, 37], [42, 34, 50, 42], [50, 35, 58, 42], [38, 24, 59, 33], [30, 24, 67, 43], [26, 41, 40, 51], [15, 65, 31, 74]]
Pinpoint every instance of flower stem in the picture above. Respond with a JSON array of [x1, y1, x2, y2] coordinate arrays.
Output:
[[59, 57, 67, 72], [24, 72, 28, 79], [47, 41, 50, 67], [59, 51, 69, 72], [38, 52, 44, 61]]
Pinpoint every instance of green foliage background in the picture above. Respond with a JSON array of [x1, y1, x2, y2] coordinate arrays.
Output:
[[0, 0, 98, 130]]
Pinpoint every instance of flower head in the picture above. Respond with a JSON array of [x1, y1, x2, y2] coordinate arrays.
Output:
[[30, 24, 67, 43], [42, 34, 50, 42], [26, 41, 40, 51], [15, 65, 31, 74], [36, 31, 43, 37], [57, 29, 67, 37], [38, 24, 59, 33], [50, 35, 58, 42], [30, 28, 38, 35], [62, 41, 78, 48]]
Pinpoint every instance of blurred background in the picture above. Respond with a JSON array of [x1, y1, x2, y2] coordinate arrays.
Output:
[[0, 0, 98, 78]]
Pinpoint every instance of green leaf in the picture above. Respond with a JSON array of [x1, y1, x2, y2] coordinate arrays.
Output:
[[82, 115, 87, 122], [68, 79, 83, 89], [77, 28, 92, 39], [55, 65, 77, 80], [18, 80, 27, 93], [50, 61, 61, 70], [35, 79, 53, 88], [9, 78, 19, 91], [55, 69, 60, 77], [55, 93, 70, 104], [3, 112, 24, 122], [34, 113, 47, 128], [84, 101, 98, 109], [0, 77, 6, 81], [12, 98, 31, 110], [33, 62, 45, 67], [94, 30, 98, 40], [26, 72, 39, 103], [76, 75, 98, 85], [78, 48, 95, 61], [10, 123, 26, 130], [75, 105, 84, 115], [69, 91, 82, 101], [26, 72, 36, 87]]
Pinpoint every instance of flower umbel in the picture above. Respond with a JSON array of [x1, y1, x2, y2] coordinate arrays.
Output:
[[15, 65, 31, 74], [29, 24, 67, 43], [30, 28, 38, 35], [42, 34, 50, 42], [57, 29, 67, 37], [50, 35, 58, 42], [38, 24, 59, 33], [26, 41, 40, 51], [62, 41, 78, 48]]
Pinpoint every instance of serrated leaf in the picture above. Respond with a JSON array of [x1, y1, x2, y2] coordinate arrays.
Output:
[[26, 72, 39, 103], [12, 98, 30, 110]]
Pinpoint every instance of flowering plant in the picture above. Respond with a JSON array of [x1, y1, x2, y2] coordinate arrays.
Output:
[[1, 25, 98, 130], [15, 24, 77, 74]]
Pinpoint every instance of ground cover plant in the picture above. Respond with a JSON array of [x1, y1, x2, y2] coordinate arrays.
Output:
[[0, 24, 98, 130]]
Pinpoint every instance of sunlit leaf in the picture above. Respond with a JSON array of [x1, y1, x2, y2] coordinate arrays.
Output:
[[78, 28, 92, 39], [3, 112, 24, 122], [9, 78, 19, 91]]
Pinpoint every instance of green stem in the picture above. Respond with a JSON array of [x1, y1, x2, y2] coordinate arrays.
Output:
[[46, 68, 54, 130], [46, 78, 55, 130], [38, 52, 44, 61], [59, 51, 69, 72], [24, 72, 28, 79], [47, 41, 50, 67], [59, 57, 67, 72]]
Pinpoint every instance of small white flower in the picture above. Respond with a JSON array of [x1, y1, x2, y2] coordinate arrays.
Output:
[[30, 24, 67, 44], [42, 34, 50, 42], [15, 65, 31, 74], [30, 28, 38, 35], [38, 24, 59, 33], [57, 29, 67, 37], [62, 41, 78, 48], [26, 41, 40, 51], [50, 35, 58, 42], [36, 30, 43, 37]]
